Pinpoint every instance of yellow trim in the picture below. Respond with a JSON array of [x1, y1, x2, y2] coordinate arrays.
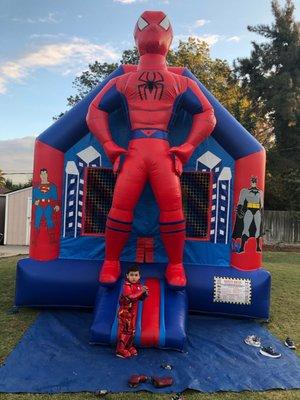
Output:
[[247, 203, 260, 209]]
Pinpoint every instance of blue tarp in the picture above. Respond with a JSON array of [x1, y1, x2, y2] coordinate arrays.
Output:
[[0, 311, 299, 393]]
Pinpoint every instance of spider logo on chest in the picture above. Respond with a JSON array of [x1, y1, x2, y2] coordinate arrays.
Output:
[[137, 72, 164, 100]]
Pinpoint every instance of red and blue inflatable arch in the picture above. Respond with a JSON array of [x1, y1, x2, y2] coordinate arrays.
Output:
[[15, 65, 270, 349]]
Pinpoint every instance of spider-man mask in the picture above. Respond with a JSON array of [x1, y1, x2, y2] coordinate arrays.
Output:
[[134, 11, 173, 56]]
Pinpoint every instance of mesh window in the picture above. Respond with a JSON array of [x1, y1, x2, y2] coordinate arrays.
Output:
[[83, 168, 116, 235], [180, 171, 211, 239], [83, 167, 211, 239]]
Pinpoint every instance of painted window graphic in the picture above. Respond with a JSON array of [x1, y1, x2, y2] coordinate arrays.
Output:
[[196, 151, 232, 244], [62, 146, 101, 238]]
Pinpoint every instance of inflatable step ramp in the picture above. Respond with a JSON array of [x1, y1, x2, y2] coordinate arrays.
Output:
[[90, 278, 187, 351]]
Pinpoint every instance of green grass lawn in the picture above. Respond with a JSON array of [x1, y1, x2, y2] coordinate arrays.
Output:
[[0, 252, 299, 400]]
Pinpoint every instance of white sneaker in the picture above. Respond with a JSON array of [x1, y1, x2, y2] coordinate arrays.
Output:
[[244, 335, 261, 347]]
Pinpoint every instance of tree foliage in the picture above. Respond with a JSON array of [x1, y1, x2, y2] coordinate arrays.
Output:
[[235, 0, 299, 161], [264, 149, 300, 210], [3, 178, 32, 192], [0, 169, 32, 191], [67, 62, 118, 108], [235, 0, 300, 210], [0, 170, 5, 188]]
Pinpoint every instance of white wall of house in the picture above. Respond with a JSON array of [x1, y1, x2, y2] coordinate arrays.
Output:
[[4, 187, 32, 245]]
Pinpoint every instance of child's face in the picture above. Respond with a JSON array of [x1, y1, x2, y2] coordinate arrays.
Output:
[[127, 271, 140, 283]]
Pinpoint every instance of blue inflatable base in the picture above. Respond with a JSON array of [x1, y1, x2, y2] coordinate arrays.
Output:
[[0, 310, 299, 394], [15, 258, 271, 319]]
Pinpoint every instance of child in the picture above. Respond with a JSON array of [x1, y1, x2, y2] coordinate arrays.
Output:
[[116, 265, 148, 358]]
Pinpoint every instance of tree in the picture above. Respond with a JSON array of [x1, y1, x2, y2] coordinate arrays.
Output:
[[0, 169, 5, 188], [4, 178, 32, 191], [235, 0, 300, 162], [264, 149, 300, 210], [120, 47, 139, 65], [235, 0, 300, 210]]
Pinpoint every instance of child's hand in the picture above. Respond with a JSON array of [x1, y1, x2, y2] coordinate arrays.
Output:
[[142, 286, 149, 295]]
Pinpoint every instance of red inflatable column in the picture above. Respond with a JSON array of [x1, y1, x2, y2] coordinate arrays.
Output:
[[231, 149, 266, 270], [29, 140, 64, 261]]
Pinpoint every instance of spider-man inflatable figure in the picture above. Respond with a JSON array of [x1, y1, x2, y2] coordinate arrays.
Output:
[[87, 11, 216, 288]]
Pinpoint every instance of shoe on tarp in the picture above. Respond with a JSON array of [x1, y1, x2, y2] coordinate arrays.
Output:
[[244, 335, 261, 347], [285, 337, 296, 350], [259, 346, 281, 358]]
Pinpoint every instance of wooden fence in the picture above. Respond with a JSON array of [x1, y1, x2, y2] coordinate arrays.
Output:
[[263, 210, 300, 245]]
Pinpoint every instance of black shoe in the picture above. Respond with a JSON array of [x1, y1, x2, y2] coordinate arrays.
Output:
[[285, 337, 296, 350], [259, 346, 281, 358]]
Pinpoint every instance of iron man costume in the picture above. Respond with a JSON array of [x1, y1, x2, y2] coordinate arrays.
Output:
[[87, 11, 216, 288], [116, 280, 147, 358]]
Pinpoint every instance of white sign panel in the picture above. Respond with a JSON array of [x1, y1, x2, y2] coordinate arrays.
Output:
[[213, 277, 252, 305]]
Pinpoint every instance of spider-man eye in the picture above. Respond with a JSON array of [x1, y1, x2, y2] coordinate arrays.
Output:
[[137, 17, 149, 30], [159, 16, 170, 30]]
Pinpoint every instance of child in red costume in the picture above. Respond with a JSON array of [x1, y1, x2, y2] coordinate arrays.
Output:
[[116, 265, 148, 358]]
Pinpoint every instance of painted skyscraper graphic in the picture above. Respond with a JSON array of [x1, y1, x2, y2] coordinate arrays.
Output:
[[196, 151, 232, 244], [63, 146, 101, 238]]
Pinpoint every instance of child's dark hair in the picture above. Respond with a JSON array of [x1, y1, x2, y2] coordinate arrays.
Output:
[[126, 264, 140, 275]]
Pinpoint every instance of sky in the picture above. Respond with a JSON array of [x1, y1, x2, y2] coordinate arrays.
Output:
[[0, 0, 299, 181]]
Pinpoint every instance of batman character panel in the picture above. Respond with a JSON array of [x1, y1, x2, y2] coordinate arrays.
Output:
[[232, 177, 263, 253]]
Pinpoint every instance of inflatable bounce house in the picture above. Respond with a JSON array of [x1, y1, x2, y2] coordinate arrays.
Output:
[[15, 11, 270, 352]]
